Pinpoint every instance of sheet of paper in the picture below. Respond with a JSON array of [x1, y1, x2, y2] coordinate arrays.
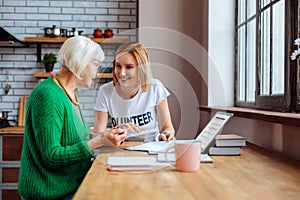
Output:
[[125, 141, 174, 153], [157, 153, 213, 163]]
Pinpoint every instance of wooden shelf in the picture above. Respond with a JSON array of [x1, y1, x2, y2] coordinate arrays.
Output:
[[24, 36, 129, 62], [24, 37, 129, 44], [33, 72, 51, 78], [97, 73, 113, 79], [33, 72, 113, 79]]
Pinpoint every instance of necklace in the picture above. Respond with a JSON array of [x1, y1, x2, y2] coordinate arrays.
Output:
[[55, 75, 79, 106]]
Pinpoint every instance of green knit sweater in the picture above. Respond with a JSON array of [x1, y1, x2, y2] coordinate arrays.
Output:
[[18, 77, 93, 200]]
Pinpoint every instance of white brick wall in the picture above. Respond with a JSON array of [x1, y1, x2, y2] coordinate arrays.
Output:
[[0, 0, 137, 127]]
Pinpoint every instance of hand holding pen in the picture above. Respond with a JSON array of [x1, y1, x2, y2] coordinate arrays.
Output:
[[87, 128, 126, 150], [105, 128, 127, 146]]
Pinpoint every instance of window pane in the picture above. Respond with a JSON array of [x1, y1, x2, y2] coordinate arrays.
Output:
[[238, 0, 246, 24], [247, 0, 257, 19], [272, 0, 285, 94], [246, 19, 256, 102], [237, 26, 246, 101], [260, 9, 271, 95], [261, 0, 271, 8]]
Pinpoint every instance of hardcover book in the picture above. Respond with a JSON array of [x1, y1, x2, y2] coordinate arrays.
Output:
[[209, 146, 241, 156], [215, 134, 246, 147]]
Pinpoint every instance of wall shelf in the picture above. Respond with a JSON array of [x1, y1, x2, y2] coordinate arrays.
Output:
[[24, 37, 128, 44], [24, 36, 128, 62], [33, 72, 113, 79]]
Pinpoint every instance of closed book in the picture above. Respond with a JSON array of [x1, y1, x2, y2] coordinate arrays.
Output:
[[215, 134, 246, 147], [209, 147, 240, 156]]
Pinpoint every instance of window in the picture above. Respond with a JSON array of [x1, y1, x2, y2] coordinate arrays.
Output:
[[235, 0, 299, 112]]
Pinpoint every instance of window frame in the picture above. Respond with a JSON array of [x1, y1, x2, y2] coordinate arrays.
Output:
[[234, 0, 299, 112]]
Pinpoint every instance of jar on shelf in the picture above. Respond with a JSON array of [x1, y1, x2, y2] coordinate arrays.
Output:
[[103, 28, 114, 38], [93, 28, 103, 38]]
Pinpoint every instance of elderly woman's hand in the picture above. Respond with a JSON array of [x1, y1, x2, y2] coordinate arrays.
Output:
[[88, 128, 127, 150], [104, 128, 127, 146]]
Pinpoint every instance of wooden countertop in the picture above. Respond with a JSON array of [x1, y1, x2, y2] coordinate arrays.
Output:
[[73, 142, 300, 200], [0, 126, 24, 134]]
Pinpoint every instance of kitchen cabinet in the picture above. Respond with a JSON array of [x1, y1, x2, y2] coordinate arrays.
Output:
[[24, 37, 129, 62], [0, 127, 24, 200]]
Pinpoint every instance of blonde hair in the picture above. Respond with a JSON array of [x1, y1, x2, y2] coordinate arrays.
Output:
[[112, 42, 152, 92], [58, 36, 105, 79]]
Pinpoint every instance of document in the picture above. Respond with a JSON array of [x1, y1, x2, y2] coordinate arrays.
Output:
[[125, 141, 174, 153], [157, 152, 213, 163]]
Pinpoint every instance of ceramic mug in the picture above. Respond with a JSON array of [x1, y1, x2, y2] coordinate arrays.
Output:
[[165, 140, 201, 172]]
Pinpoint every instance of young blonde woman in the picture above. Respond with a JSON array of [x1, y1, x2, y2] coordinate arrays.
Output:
[[94, 42, 175, 142]]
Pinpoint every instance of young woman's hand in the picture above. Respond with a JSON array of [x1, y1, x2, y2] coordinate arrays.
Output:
[[114, 122, 140, 133], [158, 131, 175, 141]]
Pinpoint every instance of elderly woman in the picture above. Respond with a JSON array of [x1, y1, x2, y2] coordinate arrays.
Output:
[[18, 36, 126, 200], [94, 42, 175, 142]]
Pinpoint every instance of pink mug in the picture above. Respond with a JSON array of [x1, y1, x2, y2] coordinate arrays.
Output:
[[165, 140, 201, 172]]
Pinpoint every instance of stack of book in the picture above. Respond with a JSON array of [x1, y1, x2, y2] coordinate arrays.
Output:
[[209, 134, 246, 156]]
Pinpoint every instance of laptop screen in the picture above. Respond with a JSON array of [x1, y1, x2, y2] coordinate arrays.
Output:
[[195, 112, 233, 153]]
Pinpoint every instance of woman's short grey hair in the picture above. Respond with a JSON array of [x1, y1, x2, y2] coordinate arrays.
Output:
[[58, 36, 105, 79]]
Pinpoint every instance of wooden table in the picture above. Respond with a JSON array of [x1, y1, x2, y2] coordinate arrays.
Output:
[[73, 143, 300, 200]]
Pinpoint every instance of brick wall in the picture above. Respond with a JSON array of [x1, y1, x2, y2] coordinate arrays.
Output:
[[0, 0, 137, 127]]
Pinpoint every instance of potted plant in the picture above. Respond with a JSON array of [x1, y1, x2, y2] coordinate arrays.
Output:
[[42, 53, 57, 72]]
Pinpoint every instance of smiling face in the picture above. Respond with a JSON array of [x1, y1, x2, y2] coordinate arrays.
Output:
[[112, 42, 152, 93], [114, 52, 139, 88]]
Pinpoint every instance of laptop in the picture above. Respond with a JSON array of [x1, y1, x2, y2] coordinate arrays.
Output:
[[126, 111, 233, 154], [195, 111, 233, 153]]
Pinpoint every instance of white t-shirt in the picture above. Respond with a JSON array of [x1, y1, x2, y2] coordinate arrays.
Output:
[[94, 79, 170, 141]]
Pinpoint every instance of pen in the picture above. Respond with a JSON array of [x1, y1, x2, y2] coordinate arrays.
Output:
[[114, 131, 125, 145], [114, 130, 125, 136]]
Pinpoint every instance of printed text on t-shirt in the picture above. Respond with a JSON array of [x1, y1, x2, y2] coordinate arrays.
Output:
[[111, 111, 153, 127]]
